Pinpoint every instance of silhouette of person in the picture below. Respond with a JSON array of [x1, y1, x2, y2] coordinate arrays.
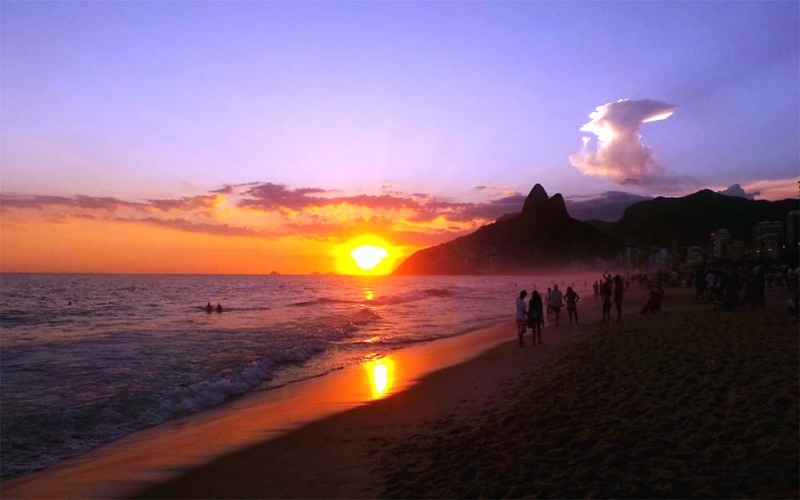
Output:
[[516, 290, 528, 347], [613, 274, 625, 320], [564, 286, 580, 325], [601, 277, 613, 323], [205, 302, 213, 313], [547, 284, 564, 326], [642, 285, 664, 314], [216, 303, 223, 313], [545, 287, 553, 319], [528, 290, 544, 345]]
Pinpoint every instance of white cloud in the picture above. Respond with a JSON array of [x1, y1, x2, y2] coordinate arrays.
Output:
[[569, 99, 675, 185]]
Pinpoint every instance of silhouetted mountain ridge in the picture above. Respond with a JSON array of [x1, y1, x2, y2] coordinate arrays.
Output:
[[599, 189, 797, 246], [394, 184, 618, 274], [394, 184, 797, 275]]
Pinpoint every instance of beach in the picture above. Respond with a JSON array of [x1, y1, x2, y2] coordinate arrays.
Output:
[[3, 285, 797, 499], [138, 287, 799, 499]]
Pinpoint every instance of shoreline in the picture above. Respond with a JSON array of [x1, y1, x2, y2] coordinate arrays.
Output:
[[3, 287, 596, 499], [134, 286, 633, 499]]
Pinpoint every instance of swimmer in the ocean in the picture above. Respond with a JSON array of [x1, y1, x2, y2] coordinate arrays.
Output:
[[205, 302, 213, 313], [216, 303, 223, 313]]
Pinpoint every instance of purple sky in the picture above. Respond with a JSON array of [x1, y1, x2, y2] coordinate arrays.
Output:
[[2, 1, 798, 207]]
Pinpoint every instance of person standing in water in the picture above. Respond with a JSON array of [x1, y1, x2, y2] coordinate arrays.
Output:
[[527, 290, 544, 345], [515, 290, 528, 347], [564, 286, 580, 325]]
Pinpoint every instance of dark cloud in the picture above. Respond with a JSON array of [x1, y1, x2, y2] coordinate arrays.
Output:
[[456, 194, 527, 222], [717, 183, 757, 200], [570, 98, 676, 185], [146, 194, 221, 212], [0, 194, 144, 211], [117, 217, 272, 238], [238, 182, 422, 214], [565, 191, 653, 222]]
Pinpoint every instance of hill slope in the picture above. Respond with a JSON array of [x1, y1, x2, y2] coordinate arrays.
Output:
[[394, 184, 619, 274]]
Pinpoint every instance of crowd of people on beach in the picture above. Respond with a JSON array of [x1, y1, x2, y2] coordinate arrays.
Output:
[[690, 263, 799, 316], [517, 262, 800, 344], [515, 273, 634, 347]]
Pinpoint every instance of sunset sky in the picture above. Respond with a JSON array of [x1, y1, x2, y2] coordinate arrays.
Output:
[[1, 1, 798, 274]]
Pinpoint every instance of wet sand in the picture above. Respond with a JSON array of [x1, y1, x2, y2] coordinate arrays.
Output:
[[5, 286, 797, 499], [133, 287, 646, 499], [2, 287, 591, 499]]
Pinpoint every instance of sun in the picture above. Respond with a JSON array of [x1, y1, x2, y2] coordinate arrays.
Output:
[[334, 235, 398, 275], [350, 245, 389, 270]]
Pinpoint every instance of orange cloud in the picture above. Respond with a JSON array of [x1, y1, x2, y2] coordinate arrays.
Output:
[[0, 181, 521, 273]]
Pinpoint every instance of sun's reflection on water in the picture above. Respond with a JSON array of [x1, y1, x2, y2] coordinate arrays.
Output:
[[364, 357, 395, 399]]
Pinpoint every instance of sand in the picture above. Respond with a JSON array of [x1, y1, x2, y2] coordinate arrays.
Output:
[[4, 285, 797, 499], [380, 289, 799, 499]]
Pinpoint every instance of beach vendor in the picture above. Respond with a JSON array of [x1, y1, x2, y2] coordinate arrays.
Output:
[[515, 290, 528, 347]]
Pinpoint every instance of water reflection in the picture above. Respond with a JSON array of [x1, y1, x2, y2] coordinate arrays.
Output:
[[363, 288, 374, 302], [364, 357, 395, 399]]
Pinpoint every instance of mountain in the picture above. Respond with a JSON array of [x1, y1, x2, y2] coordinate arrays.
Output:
[[596, 189, 798, 246], [393, 184, 619, 274], [394, 185, 798, 275]]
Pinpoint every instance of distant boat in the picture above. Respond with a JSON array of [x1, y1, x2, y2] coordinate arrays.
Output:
[[269, 271, 280, 276]]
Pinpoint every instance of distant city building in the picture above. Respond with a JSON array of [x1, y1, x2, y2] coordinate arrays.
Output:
[[711, 229, 731, 258], [728, 239, 745, 260], [753, 221, 784, 256], [787, 210, 799, 247], [686, 246, 704, 265], [653, 248, 669, 270]]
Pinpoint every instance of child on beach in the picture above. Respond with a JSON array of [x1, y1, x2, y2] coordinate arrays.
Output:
[[564, 286, 580, 325], [515, 290, 528, 347], [527, 290, 544, 345]]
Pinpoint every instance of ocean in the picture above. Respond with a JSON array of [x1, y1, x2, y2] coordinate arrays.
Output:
[[0, 273, 589, 480]]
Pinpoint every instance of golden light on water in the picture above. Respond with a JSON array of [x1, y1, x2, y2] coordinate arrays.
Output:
[[364, 357, 395, 399]]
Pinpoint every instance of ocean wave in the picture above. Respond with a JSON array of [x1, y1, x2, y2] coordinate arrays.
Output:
[[365, 286, 470, 306], [290, 297, 357, 307]]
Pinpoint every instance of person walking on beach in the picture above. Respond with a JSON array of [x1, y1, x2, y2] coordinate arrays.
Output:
[[545, 287, 553, 320], [613, 274, 625, 320], [515, 290, 528, 347], [593, 281, 600, 302], [547, 284, 564, 326], [527, 290, 544, 345], [695, 267, 706, 301], [601, 278, 613, 323], [564, 286, 580, 325]]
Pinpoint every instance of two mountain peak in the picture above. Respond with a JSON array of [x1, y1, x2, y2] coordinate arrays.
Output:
[[521, 183, 569, 221]]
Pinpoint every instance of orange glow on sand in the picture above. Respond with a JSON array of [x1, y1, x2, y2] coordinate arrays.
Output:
[[364, 357, 395, 399]]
